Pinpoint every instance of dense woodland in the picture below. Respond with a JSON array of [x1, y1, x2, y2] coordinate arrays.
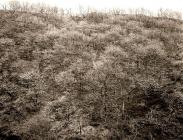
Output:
[[0, 1, 183, 140]]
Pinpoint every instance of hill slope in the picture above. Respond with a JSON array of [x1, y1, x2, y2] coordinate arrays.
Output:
[[0, 10, 183, 140]]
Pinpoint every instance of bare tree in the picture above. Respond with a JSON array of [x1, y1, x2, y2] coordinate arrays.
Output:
[[9, 0, 21, 12], [0, 3, 7, 11], [20, 2, 30, 12]]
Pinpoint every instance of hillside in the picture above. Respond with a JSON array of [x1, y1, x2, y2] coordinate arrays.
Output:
[[0, 7, 183, 140]]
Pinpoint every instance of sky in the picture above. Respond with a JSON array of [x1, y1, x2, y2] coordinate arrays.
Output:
[[1, 0, 183, 14]]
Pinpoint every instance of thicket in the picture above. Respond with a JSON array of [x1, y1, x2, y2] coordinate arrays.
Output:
[[0, 1, 183, 140]]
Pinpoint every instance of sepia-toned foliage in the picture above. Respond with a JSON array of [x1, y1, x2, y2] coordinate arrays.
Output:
[[0, 1, 183, 140]]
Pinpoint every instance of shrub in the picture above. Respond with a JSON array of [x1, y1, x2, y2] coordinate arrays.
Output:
[[21, 118, 57, 140], [84, 12, 108, 23]]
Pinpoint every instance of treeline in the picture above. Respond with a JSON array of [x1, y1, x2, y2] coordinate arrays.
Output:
[[0, 0, 182, 19]]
